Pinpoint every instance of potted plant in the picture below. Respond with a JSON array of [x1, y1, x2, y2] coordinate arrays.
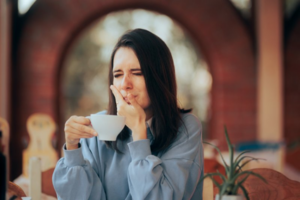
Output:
[[201, 126, 267, 200]]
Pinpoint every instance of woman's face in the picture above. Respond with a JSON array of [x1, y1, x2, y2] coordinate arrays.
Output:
[[112, 47, 152, 118]]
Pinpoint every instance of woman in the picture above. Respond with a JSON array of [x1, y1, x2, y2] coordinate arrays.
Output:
[[53, 29, 204, 200]]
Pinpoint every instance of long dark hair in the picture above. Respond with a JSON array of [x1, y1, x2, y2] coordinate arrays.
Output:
[[106, 29, 191, 153]]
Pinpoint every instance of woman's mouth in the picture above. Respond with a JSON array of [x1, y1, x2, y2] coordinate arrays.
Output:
[[124, 97, 129, 102], [123, 95, 137, 104]]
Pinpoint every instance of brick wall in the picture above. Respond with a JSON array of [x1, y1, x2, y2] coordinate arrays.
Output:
[[10, 0, 256, 179]]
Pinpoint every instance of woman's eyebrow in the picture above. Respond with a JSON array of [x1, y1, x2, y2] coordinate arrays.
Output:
[[113, 69, 122, 73], [113, 68, 141, 73], [131, 68, 141, 72]]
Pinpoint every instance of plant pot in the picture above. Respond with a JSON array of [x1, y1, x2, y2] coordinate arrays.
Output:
[[215, 194, 244, 200]]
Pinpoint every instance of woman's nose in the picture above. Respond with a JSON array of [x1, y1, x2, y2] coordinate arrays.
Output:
[[121, 75, 132, 90]]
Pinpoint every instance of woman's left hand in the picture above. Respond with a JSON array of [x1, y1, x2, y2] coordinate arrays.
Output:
[[110, 85, 147, 141]]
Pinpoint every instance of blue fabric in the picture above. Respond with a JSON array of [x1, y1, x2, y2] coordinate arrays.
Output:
[[235, 141, 283, 152], [52, 112, 204, 200]]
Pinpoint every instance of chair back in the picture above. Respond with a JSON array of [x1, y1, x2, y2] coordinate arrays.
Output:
[[42, 167, 57, 198], [242, 168, 300, 199], [0, 117, 10, 180], [7, 181, 27, 200], [23, 113, 58, 177]]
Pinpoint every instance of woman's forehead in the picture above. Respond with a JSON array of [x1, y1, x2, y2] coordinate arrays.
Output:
[[113, 47, 140, 70]]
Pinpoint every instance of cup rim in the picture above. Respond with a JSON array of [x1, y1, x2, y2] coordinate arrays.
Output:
[[90, 114, 125, 118]]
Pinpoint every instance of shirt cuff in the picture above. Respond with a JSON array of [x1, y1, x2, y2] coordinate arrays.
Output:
[[128, 139, 151, 160], [63, 143, 85, 167]]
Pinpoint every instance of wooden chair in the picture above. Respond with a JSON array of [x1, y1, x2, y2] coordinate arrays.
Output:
[[42, 167, 57, 198], [242, 168, 300, 200], [23, 113, 58, 177], [210, 168, 300, 200], [0, 117, 10, 181], [28, 157, 57, 199], [13, 113, 58, 199], [13, 165, 57, 199], [7, 181, 27, 200]]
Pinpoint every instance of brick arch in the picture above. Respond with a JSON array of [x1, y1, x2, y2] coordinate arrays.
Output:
[[12, 0, 256, 178]]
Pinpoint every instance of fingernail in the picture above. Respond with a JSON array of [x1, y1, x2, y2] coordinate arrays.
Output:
[[94, 132, 98, 136]]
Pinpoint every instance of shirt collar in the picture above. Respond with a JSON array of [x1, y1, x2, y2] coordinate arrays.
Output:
[[146, 117, 153, 128]]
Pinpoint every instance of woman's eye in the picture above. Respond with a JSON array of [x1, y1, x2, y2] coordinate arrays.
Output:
[[133, 73, 143, 76], [114, 74, 122, 78]]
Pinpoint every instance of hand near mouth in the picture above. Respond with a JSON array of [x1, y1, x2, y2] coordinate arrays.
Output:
[[110, 85, 147, 141], [123, 97, 131, 105]]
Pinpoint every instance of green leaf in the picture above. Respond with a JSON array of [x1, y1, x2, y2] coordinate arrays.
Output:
[[234, 155, 265, 171], [234, 155, 253, 169], [240, 185, 250, 200], [219, 181, 236, 196], [232, 171, 267, 185], [239, 157, 266, 169], [216, 170, 227, 182], [199, 172, 226, 185], [234, 150, 251, 163], [224, 126, 233, 165], [248, 172, 268, 184], [207, 175, 221, 191], [219, 181, 230, 196], [236, 164, 243, 172], [232, 173, 250, 194], [224, 126, 236, 180], [203, 141, 229, 173]]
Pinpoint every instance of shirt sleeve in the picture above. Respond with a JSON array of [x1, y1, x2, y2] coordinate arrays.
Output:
[[127, 113, 204, 200], [52, 143, 106, 200]]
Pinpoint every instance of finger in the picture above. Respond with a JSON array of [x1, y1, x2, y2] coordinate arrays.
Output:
[[66, 125, 96, 137], [65, 126, 96, 138], [69, 122, 97, 136], [127, 93, 140, 108], [110, 85, 125, 104], [69, 115, 91, 125]]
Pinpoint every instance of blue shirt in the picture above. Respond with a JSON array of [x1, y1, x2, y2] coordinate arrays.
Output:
[[52, 112, 204, 200]]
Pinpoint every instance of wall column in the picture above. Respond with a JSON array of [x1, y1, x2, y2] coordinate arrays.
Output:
[[0, 0, 11, 121], [256, 0, 284, 170]]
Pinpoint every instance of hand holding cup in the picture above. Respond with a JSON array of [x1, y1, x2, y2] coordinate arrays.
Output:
[[64, 116, 97, 150]]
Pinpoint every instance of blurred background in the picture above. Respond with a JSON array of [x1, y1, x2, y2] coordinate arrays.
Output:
[[1, 0, 300, 185]]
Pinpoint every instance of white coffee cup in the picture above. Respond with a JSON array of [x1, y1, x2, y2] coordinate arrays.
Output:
[[87, 114, 126, 141]]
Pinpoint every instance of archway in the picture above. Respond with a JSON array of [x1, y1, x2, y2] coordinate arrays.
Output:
[[60, 9, 212, 141]]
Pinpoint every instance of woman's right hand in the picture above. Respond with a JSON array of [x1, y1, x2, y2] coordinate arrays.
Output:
[[64, 116, 98, 150]]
